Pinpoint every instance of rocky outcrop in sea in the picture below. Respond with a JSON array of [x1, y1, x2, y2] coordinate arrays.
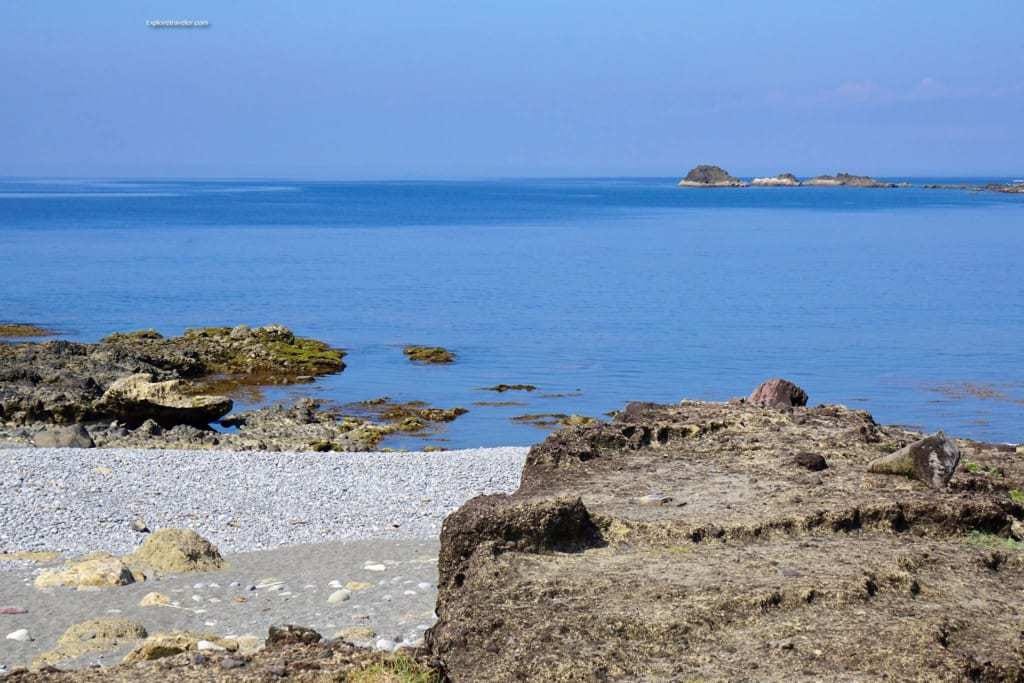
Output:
[[677, 164, 747, 187]]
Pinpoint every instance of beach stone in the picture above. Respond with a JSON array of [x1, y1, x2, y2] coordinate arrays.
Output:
[[327, 589, 351, 604], [197, 640, 226, 652], [225, 634, 263, 656], [33, 619, 146, 667], [123, 631, 238, 663], [139, 592, 171, 608], [365, 563, 387, 572], [6, 629, 31, 642], [0, 607, 28, 615], [34, 553, 138, 590], [375, 638, 397, 651], [793, 452, 828, 471], [94, 373, 232, 428], [127, 528, 225, 573], [335, 626, 376, 644], [31, 424, 94, 448], [266, 625, 321, 647], [221, 657, 246, 670], [131, 518, 150, 533], [345, 581, 372, 591], [749, 378, 809, 408]]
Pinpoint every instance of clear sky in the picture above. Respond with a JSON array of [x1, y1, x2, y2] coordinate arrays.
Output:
[[2, 1, 1022, 179]]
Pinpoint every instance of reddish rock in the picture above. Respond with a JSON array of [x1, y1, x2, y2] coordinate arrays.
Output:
[[748, 378, 808, 408]]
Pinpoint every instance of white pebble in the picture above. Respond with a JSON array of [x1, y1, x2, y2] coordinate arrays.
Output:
[[365, 563, 387, 572], [375, 638, 397, 652], [5, 629, 31, 642], [197, 640, 226, 652], [328, 589, 351, 604]]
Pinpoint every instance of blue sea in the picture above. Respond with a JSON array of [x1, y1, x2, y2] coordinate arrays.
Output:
[[1, 178, 1022, 447]]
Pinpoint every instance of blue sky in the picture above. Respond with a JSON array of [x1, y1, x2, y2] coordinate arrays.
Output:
[[1, 1, 1022, 178]]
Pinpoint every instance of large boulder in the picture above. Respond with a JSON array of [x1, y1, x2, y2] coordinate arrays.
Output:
[[748, 377, 808, 408], [94, 374, 232, 428], [868, 431, 961, 489], [127, 528, 226, 573], [427, 396, 1024, 681], [31, 424, 94, 448]]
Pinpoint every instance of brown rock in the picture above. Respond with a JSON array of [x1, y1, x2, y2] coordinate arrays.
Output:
[[427, 397, 1024, 681], [793, 452, 828, 471], [748, 378, 808, 408], [266, 625, 321, 647]]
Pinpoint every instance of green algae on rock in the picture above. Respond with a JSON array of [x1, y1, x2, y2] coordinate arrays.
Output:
[[0, 324, 344, 430], [403, 345, 455, 363], [0, 323, 57, 338]]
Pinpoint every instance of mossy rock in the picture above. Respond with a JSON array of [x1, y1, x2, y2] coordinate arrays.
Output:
[[127, 528, 225, 574], [403, 345, 455, 364], [0, 322, 56, 338], [33, 619, 148, 668]]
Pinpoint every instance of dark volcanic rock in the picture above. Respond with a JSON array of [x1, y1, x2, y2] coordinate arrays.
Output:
[[677, 164, 745, 187], [792, 451, 827, 470], [427, 397, 1024, 681], [748, 377, 809, 407]]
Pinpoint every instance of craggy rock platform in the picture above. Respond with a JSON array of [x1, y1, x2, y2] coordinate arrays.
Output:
[[427, 398, 1024, 681]]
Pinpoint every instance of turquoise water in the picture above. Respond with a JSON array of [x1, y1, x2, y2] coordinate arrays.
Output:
[[1, 178, 1022, 446]]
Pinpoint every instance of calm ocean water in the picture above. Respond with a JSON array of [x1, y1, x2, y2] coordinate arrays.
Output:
[[1, 177, 1022, 447]]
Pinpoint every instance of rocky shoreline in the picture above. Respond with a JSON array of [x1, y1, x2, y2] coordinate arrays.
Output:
[[5, 380, 1023, 680], [677, 164, 1022, 193], [0, 326, 477, 452]]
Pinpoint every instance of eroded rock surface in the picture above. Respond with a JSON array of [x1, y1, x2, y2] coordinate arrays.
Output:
[[427, 397, 1024, 681]]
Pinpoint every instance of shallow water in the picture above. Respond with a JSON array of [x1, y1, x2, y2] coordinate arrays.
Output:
[[1, 177, 1022, 446]]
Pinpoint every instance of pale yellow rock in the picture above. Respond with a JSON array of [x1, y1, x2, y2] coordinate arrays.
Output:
[[139, 591, 171, 607], [345, 581, 373, 591], [33, 619, 147, 668], [34, 553, 139, 590], [123, 631, 238, 663], [335, 626, 376, 643], [1016, 445, 1024, 455], [224, 634, 263, 655], [127, 528, 226, 574], [94, 465, 113, 476]]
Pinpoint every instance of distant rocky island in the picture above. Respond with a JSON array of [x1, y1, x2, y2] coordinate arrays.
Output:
[[676, 165, 1024, 192]]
